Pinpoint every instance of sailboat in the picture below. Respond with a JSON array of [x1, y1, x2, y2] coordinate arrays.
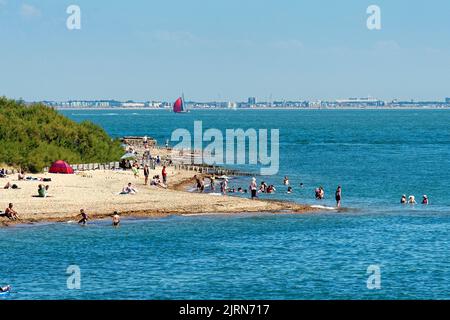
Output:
[[173, 94, 189, 113]]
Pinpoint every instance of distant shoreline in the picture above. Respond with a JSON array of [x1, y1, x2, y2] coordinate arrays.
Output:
[[56, 106, 450, 111]]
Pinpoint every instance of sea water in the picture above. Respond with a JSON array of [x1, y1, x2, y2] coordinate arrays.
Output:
[[1, 109, 449, 299]]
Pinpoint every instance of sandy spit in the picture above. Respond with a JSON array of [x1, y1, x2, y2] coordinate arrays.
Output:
[[0, 168, 316, 227]]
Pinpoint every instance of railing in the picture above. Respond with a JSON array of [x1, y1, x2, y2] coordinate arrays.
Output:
[[43, 159, 157, 172]]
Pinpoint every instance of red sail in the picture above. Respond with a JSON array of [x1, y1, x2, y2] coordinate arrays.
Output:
[[173, 97, 183, 113]]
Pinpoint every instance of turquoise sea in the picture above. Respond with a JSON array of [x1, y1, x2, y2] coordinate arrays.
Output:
[[1, 109, 449, 299]]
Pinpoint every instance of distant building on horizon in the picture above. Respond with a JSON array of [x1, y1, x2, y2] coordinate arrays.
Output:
[[335, 97, 385, 107]]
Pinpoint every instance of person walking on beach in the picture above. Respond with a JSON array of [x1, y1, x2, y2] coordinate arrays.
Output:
[[335, 186, 342, 208], [250, 177, 257, 200], [210, 174, 216, 191], [143, 164, 150, 185], [162, 166, 167, 185], [199, 177, 205, 192], [221, 178, 228, 195], [143, 136, 148, 148], [132, 163, 139, 179], [78, 209, 88, 225], [112, 211, 120, 227]]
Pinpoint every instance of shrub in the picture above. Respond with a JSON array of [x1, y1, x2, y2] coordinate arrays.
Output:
[[0, 97, 123, 172]]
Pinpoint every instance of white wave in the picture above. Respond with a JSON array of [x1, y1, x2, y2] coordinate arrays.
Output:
[[310, 205, 337, 210]]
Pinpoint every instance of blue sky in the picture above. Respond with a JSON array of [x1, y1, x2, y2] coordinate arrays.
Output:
[[0, 0, 449, 101]]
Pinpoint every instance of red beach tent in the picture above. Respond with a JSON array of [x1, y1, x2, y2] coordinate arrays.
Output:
[[49, 160, 74, 174]]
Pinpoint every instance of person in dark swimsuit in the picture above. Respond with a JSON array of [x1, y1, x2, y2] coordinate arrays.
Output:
[[335, 186, 342, 208], [401, 195, 407, 204], [143, 164, 150, 185], [78, 209, 88, 225], [112, 211, 120, 226]]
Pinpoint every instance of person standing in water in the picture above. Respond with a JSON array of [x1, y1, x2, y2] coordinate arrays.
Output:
[[422, 195, 429, 205], [250, 177, 257, 199], [112, 211, 120, 226], [78, 209, 88, 225], [401, 195, 407, 204], [221, 178, 228, 195], [335, 186, 342, 208]]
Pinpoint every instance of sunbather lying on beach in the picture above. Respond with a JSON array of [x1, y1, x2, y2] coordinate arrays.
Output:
[[121, 183, 138, 194], [3, 182, 19, 189]]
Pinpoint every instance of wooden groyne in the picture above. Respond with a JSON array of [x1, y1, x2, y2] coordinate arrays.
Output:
[[41, 160, 254, 177], [172, 163, 254, 177], [43, 159, 157, 173], [121, 136, 157, 148]]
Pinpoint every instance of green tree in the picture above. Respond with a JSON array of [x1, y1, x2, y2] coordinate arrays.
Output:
[[0, 97, 123, 172]]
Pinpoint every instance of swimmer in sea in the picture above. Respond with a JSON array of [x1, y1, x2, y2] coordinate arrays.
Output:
[[408, 195, 417, 204], [0, 285, 11, 292], [401, 195, 407, 204], [287, 186, 292, 194], [112, 211, 120, 226], [421, 195, 429, 205]]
